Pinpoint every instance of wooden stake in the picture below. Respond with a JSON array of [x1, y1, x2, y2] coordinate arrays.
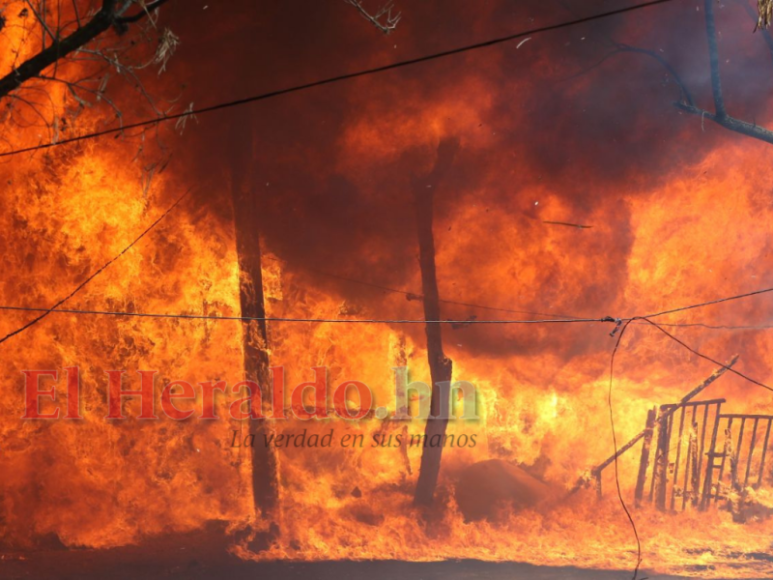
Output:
[[413, 138, 459, 507], [229, 122, 280, 524]]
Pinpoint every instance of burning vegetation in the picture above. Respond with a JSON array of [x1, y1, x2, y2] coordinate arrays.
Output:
[[3, 1, 773, 579]]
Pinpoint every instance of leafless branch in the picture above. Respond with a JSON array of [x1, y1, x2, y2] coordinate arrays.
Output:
[[73, 47, 168, 117], [579, 0, 773, 146], [174, 101, 195, 134], [757, 0, 773, 30], [612, 43, 696, 107], [684, 0, 773, 142], [70, 0, 80, 26], [116, 0, 170, 25], [345, 0, 400, 35], [0, 0, 184, 178], [674, 101, 773, 144], [151, 27, 179, 74], [24, 0, 57, 45], [0, 0, 171, 99], [38, 73, 125, 126]]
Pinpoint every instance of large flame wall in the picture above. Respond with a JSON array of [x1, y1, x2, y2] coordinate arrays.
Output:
[[2, 0, 773, 577]]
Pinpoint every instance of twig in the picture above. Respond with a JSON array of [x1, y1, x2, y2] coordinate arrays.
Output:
[[345, 0, 401, 34]]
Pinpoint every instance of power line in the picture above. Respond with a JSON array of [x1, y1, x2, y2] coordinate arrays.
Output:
[[642, 286, 773, 319], [263, 255, 584, 320], [606, 318, 642, 580], [0, 0, 678, 159], [301, 265, 773, 328], [0, 188, 194, 346], [0, 304, 609, 325], [3, 285, 773, 327], [603, 311, 773, 580], [207, 254, 773, 328], [654, 322, 773, 331], [638, 317, 773, 392]]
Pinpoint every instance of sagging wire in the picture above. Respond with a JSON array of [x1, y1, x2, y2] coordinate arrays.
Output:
[[642, 287, 773, 320], [638, 317, 773, 393], [604, 312, 773, 578], [0, 305, 613, 326], [0, 186, 195, 346], [0, 0, 678, 159], [606, 318, 643, 580]]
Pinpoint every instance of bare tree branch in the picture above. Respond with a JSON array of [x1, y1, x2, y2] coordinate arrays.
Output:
[[683, 0, 773, 143], [39, 73, 126, 126], [70, 0, 81, 26], [345, 0, 400, 35], [116, 0, 170, 25], [675, 102, 773, 143], [757, 0, 773, 30], [612, 43, 696, 107], [580, 0, 773, 146], [0, 0, 169, 100], [24, 0, 57, 45]]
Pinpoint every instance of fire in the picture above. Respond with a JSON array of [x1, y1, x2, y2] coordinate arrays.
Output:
[[3, 1, 773, 578]]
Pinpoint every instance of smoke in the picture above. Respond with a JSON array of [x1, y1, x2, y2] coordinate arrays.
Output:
[[171, 2, 768, 360], [4, 0, 773, 561]]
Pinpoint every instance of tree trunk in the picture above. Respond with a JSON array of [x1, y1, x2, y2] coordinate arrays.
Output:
[[228, 122, 280, 524], [413, 138, 459, 506]]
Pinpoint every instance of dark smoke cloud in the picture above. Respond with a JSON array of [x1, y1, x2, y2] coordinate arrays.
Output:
[[161, 0, 773, 362]]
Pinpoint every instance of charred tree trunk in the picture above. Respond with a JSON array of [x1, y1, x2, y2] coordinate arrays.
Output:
[[413, 138, 459, 507], [228, 122, 280, 526]]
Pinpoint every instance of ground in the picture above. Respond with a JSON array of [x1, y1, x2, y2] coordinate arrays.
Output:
[[0, 524, 735, 580]]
